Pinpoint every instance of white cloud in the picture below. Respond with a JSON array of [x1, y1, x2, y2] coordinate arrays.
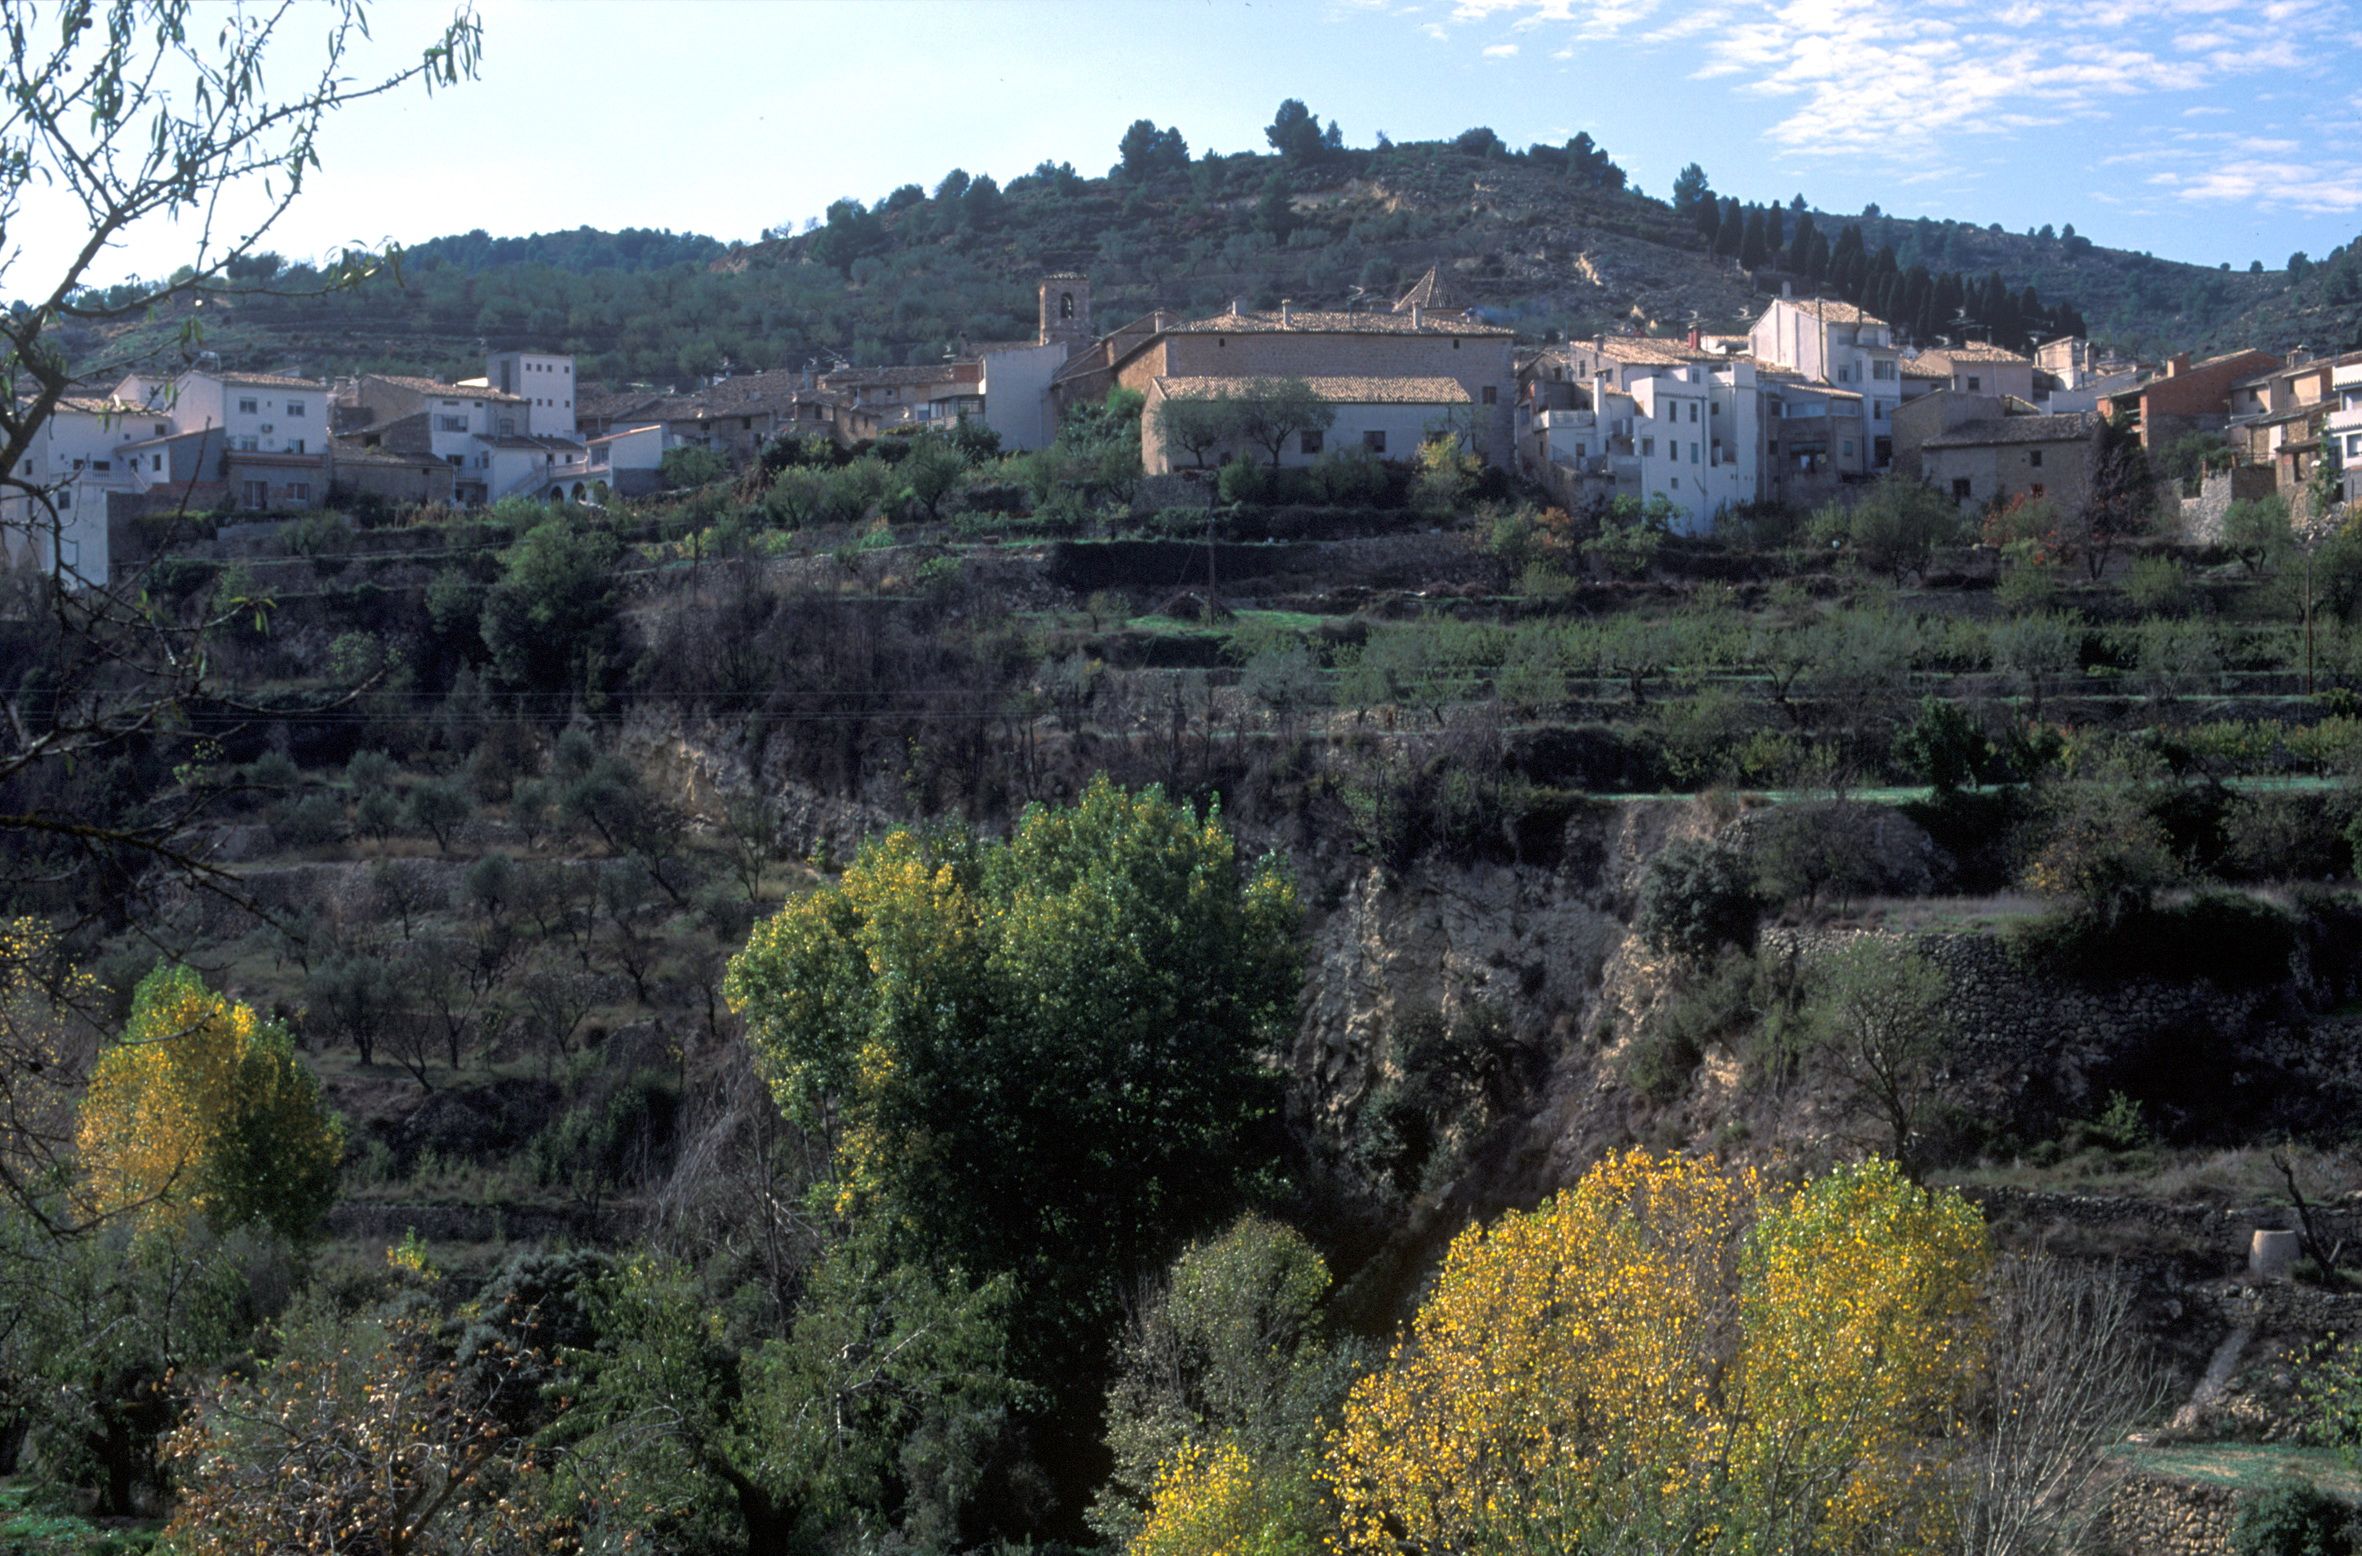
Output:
[[1484, 41, 1522, 54], [1420, 0, 2354, 165]]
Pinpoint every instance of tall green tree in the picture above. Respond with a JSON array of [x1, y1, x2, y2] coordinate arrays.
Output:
[[725, 777, 1301, 1416], [1672, 163, 1715, 231], [1233, 378, 1337, 468], [1264, 99, 1326, 162], [479, 518, 621, 694]]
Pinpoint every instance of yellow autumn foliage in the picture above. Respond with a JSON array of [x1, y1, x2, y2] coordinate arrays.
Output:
[[77, 964, 343, 1239], [1136, 1438, 1320, 1556], [1326, 1150, 1988, 1556]]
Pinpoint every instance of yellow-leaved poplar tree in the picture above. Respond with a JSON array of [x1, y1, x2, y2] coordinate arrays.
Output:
[[1326, 1150, 1989, 1555], [1135, 1437, 1319, 1556], [77, 965, 342, 1240]]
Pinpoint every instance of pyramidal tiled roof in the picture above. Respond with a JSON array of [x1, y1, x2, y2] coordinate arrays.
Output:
[[1392, 264, 1452, 314]]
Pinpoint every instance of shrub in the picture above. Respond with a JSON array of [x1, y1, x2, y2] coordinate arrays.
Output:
[[1636, 839, 1760, 960], [2230, 1480, 2359, 1556]]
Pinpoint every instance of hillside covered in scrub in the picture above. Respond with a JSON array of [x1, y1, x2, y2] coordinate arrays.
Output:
[[61, 116, 2359, 390], [15, 373, 2362, 1551]]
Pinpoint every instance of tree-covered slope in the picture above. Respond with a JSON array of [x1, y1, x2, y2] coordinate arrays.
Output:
[[72, 131, 2358, 388]]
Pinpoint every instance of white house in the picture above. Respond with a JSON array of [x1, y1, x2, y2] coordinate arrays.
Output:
[[2332, 358, 2362, 505], [483, 350, 578, 438], [155, 369, 328, 456], [0, 392, 170, 584], [1533, 359, 1764, 534], [347, 371, 592, 504], [1747, 298, 1900, 469]]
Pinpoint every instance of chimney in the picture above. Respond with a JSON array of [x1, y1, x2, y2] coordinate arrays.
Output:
[[2166, 352, 2190, 378], [1687, 327, 1702, 350], [1781, 280, 1794, 299], [1280, 298, 1293, 329], [1231, 298, 1248, 318], [1411, 304, 1425, 329]]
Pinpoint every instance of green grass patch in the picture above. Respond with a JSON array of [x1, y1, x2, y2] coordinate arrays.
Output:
[[0, 1483, 159, 1554], [2116, 1442, 2362, 1498]]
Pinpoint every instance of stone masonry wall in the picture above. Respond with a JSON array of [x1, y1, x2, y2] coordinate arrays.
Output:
[[2105, 1473, 2240, 1556]]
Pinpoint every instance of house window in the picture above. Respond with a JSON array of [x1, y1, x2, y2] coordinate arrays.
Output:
[[1688, 403, 1699, 423], [153, 422, 168, 437], [287, 483, 310, 502], [1300, 430, 1324, 455], [435, 415, 468, 432], [1362, 430, 1387, 453], [151, 454, 163, 472], [240, 479, 268, 510], [237, 397, 259, 414], [54, 487, 70, 509], [2029, 449, 2044, 467], [1481, 386, 1498, 406], [1966, 376, 1981, 392], [1842, 440, 1855, 456], [286, 400, 305, 417], [92, 459, 109, 472], [2029, 483, 2045, 497], [232, 435, 258, 451], [1951, 478, 1972, 499], [1641, 437, 1654, 456], [287, 438, 305, 454], [498, 417, 515, 436]]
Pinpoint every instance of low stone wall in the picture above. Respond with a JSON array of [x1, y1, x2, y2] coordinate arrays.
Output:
[[2105, 1472, 2240, 1556]]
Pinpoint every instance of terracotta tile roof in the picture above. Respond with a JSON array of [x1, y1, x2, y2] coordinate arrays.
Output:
[[217, 370, 325, 389], [1579, 336, 1709, 366], [51, 395, 147, 416], [1155, 374, 1472, 405], [364, 373, 526, 404], [1775, 297, 1888, 328], [1169, 307, 1511, 338], [1900, 359, 1951, 380], [1937, 341, 2031, 365], [478, 433, 590, 452], [1924, 411, 2099, 449], [1392, 264, 1454, 314], [821, 363, 982, 390]]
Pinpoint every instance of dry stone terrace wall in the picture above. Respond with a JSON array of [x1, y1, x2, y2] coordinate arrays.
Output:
[[1757, 927, 2321, 1138], [2105, 1473, 2240, 1556]]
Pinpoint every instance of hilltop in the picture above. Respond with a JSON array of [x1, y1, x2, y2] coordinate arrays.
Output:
[[67, 131, 2360, 387]]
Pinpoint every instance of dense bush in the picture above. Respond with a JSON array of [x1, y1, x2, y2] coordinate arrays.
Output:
[[1636, 838, 1760, 960]]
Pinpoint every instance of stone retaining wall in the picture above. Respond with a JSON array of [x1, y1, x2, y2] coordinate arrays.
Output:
[[2106, 1472, 2240, 1556]]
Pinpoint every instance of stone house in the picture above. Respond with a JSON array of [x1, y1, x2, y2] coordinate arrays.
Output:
[[1906, 341, 2036, 403], [1893, 390, 2097, 512], [1142, 374, 1473, 474], [1054, 271, 1517, 473]]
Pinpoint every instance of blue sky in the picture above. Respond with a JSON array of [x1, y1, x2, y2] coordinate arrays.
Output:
[[51, 0, 2362, 287]]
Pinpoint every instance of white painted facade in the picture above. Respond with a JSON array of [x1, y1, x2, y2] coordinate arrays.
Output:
[[166, 371, 327, 456], [486, 350, 578, 438], [978, 342, 1067, 452], [2333, 360, 2362, 503], [1748, 299, 1900, 469], [1535, 360, 1763, 535]]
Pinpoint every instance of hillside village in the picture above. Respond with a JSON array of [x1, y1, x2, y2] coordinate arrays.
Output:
[[12, 253, 2358, 587]]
